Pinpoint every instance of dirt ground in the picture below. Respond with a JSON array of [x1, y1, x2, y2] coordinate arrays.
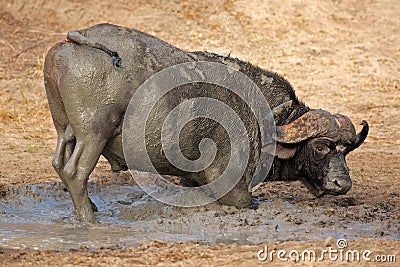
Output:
[[0, 0, 399, 266]]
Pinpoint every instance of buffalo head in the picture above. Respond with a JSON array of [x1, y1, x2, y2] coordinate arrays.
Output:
[[264, 107, 369, 197]]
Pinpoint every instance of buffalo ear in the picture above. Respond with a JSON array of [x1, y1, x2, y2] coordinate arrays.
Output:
[[261, 143, 297, 159]]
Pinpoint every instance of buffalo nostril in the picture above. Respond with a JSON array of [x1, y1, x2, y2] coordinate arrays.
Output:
[[329, 177, 352, 194]]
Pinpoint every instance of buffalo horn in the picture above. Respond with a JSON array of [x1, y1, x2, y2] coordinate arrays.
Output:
[[345, 120, 369, 154], [275, 110, 333, 143]]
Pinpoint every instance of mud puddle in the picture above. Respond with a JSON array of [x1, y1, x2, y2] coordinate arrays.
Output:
[[1, 181, 398, 251]]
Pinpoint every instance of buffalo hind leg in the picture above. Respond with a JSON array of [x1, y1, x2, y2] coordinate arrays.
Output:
[[60, 137, 107, 223], [52, 125, 75, 174]]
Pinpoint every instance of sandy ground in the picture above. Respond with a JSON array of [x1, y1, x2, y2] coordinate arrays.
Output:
[[0, 0, 399, 266]]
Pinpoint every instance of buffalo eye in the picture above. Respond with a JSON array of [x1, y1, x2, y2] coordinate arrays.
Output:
[[313, 145, 330, 155], [311, 140, 332, 162]]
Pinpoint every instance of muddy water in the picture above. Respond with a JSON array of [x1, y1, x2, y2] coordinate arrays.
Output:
[[0, 181, 398, 251]]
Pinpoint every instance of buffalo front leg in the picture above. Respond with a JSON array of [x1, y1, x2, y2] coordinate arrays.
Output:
[[218, 175, 252, 208], [60, 137, 107, 223], [204, 161, 252, 209]]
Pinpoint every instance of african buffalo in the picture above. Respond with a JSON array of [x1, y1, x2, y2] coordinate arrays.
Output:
[[44, 23, 368, 223]]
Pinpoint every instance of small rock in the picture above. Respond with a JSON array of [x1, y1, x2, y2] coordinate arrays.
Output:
[[117, 200, 132, 205], [324, 236, 335, 247], [240, 218, 249, 225], [294, 218, 303, 225], [156, 218, 163, 224]]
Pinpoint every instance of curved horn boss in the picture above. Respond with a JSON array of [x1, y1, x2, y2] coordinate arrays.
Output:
[[275, 109, 339, 143]]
